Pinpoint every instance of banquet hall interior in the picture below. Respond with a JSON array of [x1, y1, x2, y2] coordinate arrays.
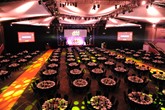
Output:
[[0, 0, 165, 110]]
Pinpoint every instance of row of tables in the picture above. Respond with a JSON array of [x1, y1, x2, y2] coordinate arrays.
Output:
[[35, 46, 165, 110]]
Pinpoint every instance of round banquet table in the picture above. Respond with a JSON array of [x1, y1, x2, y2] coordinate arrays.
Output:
[[90, 95, 112, 110], [48, 58, 59, 63], [100, 77, 116, 86], [72, 78, 88, 92], [128, 91, 153, 109], [66, 58, 76, 62], [128, 76, 144, 84], [114, 67, 128, 76], [81, 57, 90, 63], [104, 61, 115, 68], [108, 53, 117, 58], [47, 63, 59, 69], [41, 69, 58, 79], [7, 63, 20, 71], [124, 60, 135, 67], [152, 72, 165, 84], [17, 58, 28, 64], [66, 55, 75, 58], [100, 77, 116, 91], [133, 54, 140, 59], [115, 56, 125, 62], [69, 69, 83, 78], [42, 98, 68, 110], [135, 65, 150, 75], [51, 55, 60, 59], [152, 60, 164, 67], [0, 70, 9, 80], [70, 69, 82, 75], [87, 62, 98, 69], [73, 78, 88, 87], [97, 57, 107, 63], [127, 76, 145, 89], [68, 62, 80, 69], [0, 59, 11, 65], [91, 68, 105, 78], [37, 80, 56, 93]]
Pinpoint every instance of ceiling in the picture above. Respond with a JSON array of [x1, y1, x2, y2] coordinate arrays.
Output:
[[0, 0, 165, 27]]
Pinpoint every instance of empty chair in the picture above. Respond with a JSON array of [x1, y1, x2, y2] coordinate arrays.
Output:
[[55, 93, 61, 98], [83, 97, 92, 110], [87, 92, 92, 100], [64, 94, 69, 101], [113, 100, 119, 110], [56, 81, 60, 89], [108, 75, 113, 79], [143, 89, 149, 94], [123, 91, 128, 104], [110, 95, 116, 104], [115, 79, 121, 90], [114, 77, 118, 82], [96, 90, 102, 95], [66, 100, 73, 110], [127, 88, 132, 93], [152, 93, 157, 101]]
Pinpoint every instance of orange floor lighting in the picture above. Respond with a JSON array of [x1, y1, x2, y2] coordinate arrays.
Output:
[[0, 50, 53, 110]]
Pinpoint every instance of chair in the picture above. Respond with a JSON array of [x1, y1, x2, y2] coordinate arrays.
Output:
[[114, 77, 118, 82], [152, 93, 157, 101], [124, 75, 128, 83], [64, 94, 69, 101], [143, 89, 149, 94], [127, 88, 132, 93], [115, 79, 121, 90], [55, 93, 61, 98], [123, 91, 128, 104], [110, 95, 116, 104], [113, 100, 119, 110], [108, 75, 113, 79], [66, 100, 73, 110], [96, 90, 102, 95], [56, 81, 60, 89], [87, 92, 92, 100], [83, 97, 92, 110]]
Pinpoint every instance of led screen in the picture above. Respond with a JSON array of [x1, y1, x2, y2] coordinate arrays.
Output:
[[64, 29, 87, 45], [117, 32, 133, 41], [18, 32, 35, 43]]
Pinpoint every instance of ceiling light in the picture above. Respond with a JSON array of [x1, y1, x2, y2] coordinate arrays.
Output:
[[152, 24, 156, 28], [141, 1, 147, 5]]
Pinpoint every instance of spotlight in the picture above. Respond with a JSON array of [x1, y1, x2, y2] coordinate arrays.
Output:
[[93, 5, 96, 10], [97, 4, 100, 8], [115, 5, 117, 9], [62, 4, 65, 7]]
